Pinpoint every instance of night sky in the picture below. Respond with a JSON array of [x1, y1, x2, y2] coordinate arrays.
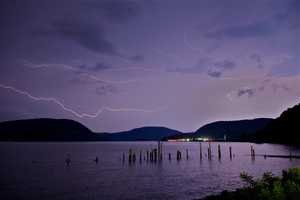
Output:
[[0, 0, 299, 132]]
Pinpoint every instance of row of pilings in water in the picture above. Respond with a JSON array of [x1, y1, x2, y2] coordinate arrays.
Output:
[[122, 142, 258, 164]]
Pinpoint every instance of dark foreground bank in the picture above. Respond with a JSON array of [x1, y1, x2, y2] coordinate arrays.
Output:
[[201, 167, 300, 200]]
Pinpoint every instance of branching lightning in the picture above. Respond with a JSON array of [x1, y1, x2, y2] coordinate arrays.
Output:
[[23, 61, 162, 84], [0, 84, 166, 118], [23, 62, 143, 84]]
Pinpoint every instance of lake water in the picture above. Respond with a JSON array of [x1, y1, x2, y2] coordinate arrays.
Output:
[[1, 142, 300, 200]]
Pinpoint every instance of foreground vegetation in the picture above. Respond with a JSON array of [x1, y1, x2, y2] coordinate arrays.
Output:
[[202, 167, 300, 200]]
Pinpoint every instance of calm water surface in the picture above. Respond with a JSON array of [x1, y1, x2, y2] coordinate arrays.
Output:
[[1, 142, 300, 200]]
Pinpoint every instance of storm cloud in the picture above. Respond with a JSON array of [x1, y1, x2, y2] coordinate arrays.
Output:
[[0, 0, 299, 132]]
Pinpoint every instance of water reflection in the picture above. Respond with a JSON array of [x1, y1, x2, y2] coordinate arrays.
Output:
[[1, 142, 300, 200]]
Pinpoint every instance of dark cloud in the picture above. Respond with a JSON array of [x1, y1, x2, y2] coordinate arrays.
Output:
[[207, 59, 236, 78], [250, 53, 264, 68], [96, 85, 117, 96], [169, 57, 211, 73], [130, 55, 144, 62], [47, 20, 121, 56], [271, 83, 291, 93], [250, 54, 262, 63], [207, 70, 222, 78], [214, 59, 236, 70], [275, 0, 300, 29], [237, 88, 255, 98], [203, 0, 299, 40], [235, 79, 293, 99], [205, 21, 274, 39], [86, 0, 141, 23], [78, 62, 112, 71], [171, 58, 236, 78]]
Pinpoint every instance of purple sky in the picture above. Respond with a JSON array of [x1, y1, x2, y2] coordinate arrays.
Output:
[[0, 0, 299, 132]]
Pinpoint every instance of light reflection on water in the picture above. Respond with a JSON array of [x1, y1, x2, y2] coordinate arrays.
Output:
[[1, 142, 300, 200]]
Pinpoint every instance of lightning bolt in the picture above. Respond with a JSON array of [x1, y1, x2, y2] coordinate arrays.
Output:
[[0, 84, 166, 118], [23, 62, 143, 84], [23, 61, 162, 84]]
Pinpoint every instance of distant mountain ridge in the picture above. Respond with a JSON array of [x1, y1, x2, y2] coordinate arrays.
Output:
[[1, 102, 299, 143], [194, 118, 273, 140], [166, 118, 273, 141], [0, 118, 181, 141], [253, 103, 300, 144], [98, 127, 182, 141], [0, 118, 97, 141]]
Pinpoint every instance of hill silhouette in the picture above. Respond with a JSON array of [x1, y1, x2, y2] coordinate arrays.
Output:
[[253, 103, 300, 144], [98, 127, 181, 141], [166, 118, 272, 141], [194, 118, 272, 140], [0, 118, 181, 141], [0, 118, 97, 141]]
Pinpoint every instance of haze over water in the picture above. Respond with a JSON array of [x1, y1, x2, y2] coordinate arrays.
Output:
[[1, 142, 300, 200]]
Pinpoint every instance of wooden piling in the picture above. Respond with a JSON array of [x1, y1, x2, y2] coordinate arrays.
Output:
[[229, 146, 232, 159], [122, 152, 125, 162], [186, 149, 189, 160], [147, 150, 149, 161], [218, 144, 221, 159], [157, 141, 160, 161], [200, 142, 203, 160], [132, 152, 136, 162], [207, 147, 210, 160], [209, 142, 212, 160], [168, 153, 171, 160], [177, 150, 181, 160], [208, 142, 212, 160], [129, 149, 132, 163], [154, 149, 158, 162], [250, 145, 255, 160], [160, 142, 163, 160], [139, 151, 142, 162]]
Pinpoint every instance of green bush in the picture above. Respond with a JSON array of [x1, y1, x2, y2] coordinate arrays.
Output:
[[202, 167, 300, 200]]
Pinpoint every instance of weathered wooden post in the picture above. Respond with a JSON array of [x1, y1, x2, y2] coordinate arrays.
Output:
[[218, 144, 221, 160], [250, 145, 255, 160], [154, 149, 158, 162], [122, 152, 125, 163], [229, 146, 232, 160], [132, 152, 136, 162], [65, 154, 71, 166], [207, 147, 210, 160], [208, 142, 212, 160], [147, 150, 149, 161], [168, 153, 171, 160], [150, 150, 153, 162], [200, 142, 203, 160], [139, 151, 142, 162], [160, 142, 163, 160], [209, 142, 212, 160], [157, 141, 160, 160], [186, 149, 189, 160], [129, 149, 132, 163], [177, 150, 181, 160]]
